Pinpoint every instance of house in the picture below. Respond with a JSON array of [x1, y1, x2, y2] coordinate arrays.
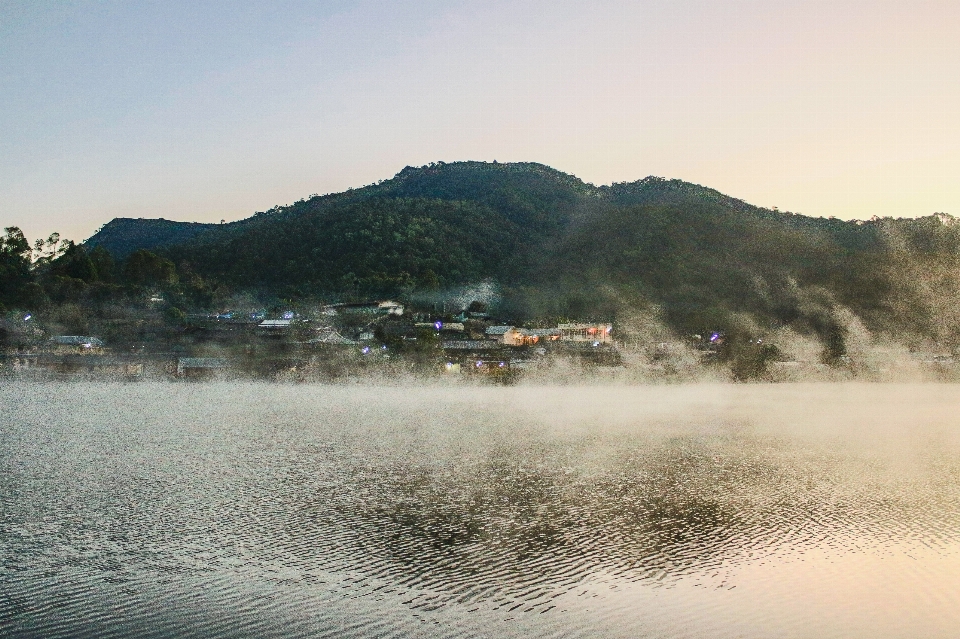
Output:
[[557, 323, 613, 344], [525, 328, 561, 342], [523, 328, 560, 344], [439, 322, 465, 334], [485, 325, 513, 339], [485, 326, 550, 346], [378, 300, 404, 315], [258, 319, 292, 332], [38, 355, 144, 378], [47, 336, 105, 354], [485, 325, 526, 345], [441, 339, 495, 352], [414, 321, 465, 334], [320, 300, 405, 317], [440, 340, 510, 372]]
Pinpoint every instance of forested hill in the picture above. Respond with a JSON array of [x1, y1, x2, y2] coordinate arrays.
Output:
[[68, 161, 960, 348], [85, 217, 221, 259]]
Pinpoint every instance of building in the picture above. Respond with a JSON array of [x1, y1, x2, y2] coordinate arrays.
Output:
[[46, 336, 105, 354], [439, 322, 465, 334], [320, 300, 404, 317], [441, 339, 495, 353], [38, 355, 144, 378], [485, 326, 527, 345], [525, 328, 561, 342], [557, 323, 613, 344], [485, 325, 513, 339], [259, 319, 292, 330]]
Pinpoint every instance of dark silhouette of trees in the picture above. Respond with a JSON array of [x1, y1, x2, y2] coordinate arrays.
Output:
[[0, 227, 33, 310], [122, 250, 177, 287]]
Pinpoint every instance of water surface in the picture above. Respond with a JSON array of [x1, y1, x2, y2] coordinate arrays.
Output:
[[2, 382, 960, 637]]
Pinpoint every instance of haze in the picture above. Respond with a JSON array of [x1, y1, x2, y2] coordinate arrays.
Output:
[[5, 381, 960, 637], [3, 0, 960, 242]]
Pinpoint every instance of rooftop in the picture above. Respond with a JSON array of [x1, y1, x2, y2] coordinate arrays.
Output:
[[50, 336, 104, 347], [441, 340, 498, 350], [259, 319, 292, 328]]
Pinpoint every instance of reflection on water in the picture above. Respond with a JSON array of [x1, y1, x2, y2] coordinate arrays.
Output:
[[2, 382, 960, 637]]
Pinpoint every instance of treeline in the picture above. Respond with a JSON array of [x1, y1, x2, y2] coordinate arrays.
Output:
[[0, 226, 222, 318]]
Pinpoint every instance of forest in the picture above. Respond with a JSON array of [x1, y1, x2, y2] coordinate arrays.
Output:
[[4, 161, 960, 359]]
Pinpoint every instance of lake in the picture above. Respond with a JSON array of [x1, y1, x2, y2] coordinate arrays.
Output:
[[2, 382, 960, 638]]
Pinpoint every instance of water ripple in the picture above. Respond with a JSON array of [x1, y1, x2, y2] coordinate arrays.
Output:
[[3, 382, 960, 637]]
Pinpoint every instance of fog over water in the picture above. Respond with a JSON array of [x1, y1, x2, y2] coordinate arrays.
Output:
[[3, 382, 960, 638]]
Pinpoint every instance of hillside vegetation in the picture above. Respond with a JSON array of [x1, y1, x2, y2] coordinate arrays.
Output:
[[86, 218, 221, 258], [6, 161, 960, 358]]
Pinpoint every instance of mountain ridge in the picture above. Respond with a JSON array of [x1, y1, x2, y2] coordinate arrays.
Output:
[[86, 217, 223, 259], [73, 161, 960, 351], [84, 162, 797, 257]]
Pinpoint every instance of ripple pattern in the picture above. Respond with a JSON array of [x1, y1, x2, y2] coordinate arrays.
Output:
[[2, 382, 960, 637]]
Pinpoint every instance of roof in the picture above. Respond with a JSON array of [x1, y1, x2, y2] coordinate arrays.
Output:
[[525, 328, 560, 337], [485, 326, 515, 335], [259, 319, 292, 328], [320, 300, 404, 315], [412, 322, 465, 332], [441, 340, 498, 350], [50, 336, 104, 347]]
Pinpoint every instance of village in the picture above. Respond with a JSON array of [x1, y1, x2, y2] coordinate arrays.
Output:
[[0, 299, 624, 381], [7, 297, 960, 382]]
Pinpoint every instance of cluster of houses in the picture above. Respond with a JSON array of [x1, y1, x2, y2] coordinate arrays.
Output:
[[0, 300, 620, 380], [436, 322, 615, 374], [17, 300, 958, 381], [1, 333, 147, 378]]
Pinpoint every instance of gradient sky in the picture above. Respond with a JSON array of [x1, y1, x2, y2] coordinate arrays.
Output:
[[3, 0, 960, 243]]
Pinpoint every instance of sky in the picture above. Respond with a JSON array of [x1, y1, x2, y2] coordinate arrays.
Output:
[[2, 0, 960, 244]]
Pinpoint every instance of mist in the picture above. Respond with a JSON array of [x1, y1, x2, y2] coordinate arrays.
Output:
[[3, 380, 960, 638]]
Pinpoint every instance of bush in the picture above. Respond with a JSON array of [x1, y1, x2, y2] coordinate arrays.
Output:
[[164, 306, 186, 324]]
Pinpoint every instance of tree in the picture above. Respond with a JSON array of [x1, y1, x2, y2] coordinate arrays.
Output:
[[0, 227, 33, 309], [123, 250, 178, 287], [50, 242, 98, 283], [89, 246, 115, 282]]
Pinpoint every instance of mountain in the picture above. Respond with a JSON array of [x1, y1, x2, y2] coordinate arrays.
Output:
[[85, 217, 222, 259], [83, 161, 605, 259], [77, 161, 960, 350]]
